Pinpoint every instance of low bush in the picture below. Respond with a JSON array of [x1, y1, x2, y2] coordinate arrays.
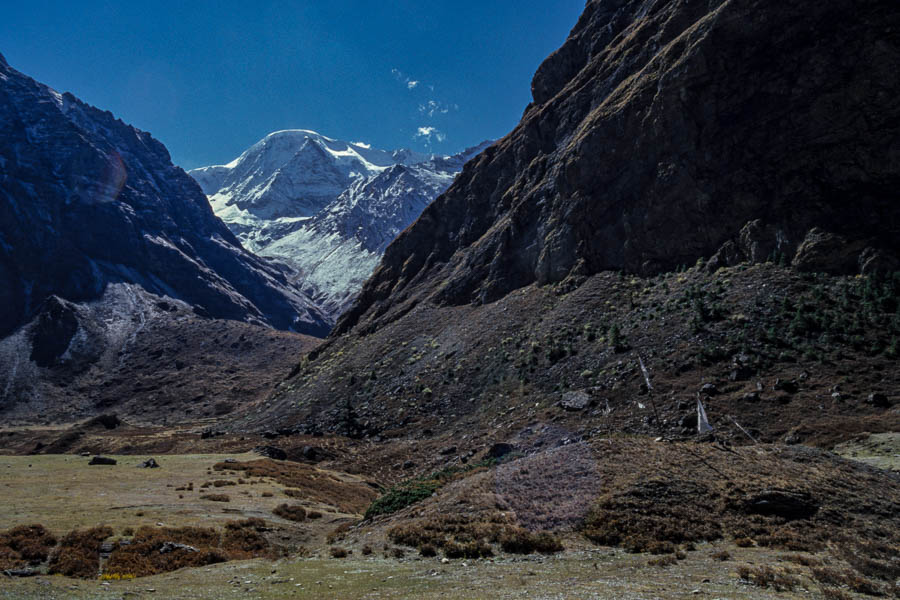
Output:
[[105, 524, 271, 577], [390, 516, 562, 558], [0, 524, 58, 569], [329, 547, 348, 558], [273, 504, 306, 522], [737, 565, 799, 592], [648, 555, 677, 567], [48, 526, 113, 578], [200, 494, 230, 502]]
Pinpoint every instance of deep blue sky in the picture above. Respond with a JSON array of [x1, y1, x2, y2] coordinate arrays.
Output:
[[1, 1, 584, 170]]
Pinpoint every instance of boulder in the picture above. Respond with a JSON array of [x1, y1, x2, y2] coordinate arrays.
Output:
[[2, 568, 37, 578], [560, 390, 592, 411], [253, 446, 287, 461], [700, 383, 718, 396], [792, 228, 865, 274], [486, 443, 516, 460], [159, 542, 198, 554], [744, 489, 818, 519], [85, 414, 122, 430], [138, 458, 160, 468], [773, 379, 799, 394], [867, 393, 891, 408]]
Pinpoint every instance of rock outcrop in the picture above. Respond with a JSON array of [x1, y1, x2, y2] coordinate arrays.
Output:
[[336, 0, 900, 336], [0, 58, 329, 338]]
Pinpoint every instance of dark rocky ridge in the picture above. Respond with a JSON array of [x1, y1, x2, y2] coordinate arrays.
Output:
[[336, 0, 900, 337], [0, 57, 329, 338]]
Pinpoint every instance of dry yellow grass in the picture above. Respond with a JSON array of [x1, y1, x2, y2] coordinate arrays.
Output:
[[0, 453, 367, 536]]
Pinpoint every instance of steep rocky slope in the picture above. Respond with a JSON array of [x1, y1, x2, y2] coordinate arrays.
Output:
[[0, 58, 329, 339], [244, 0, 900, 444], [336, 0, 900, 337], [0, 56, 328, 422], [0, 284, 321, 425], [190, 132, 490, 319]]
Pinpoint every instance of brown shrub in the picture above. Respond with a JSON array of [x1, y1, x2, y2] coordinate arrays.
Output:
[[212, 459, 376, 514], [273, 504, 306, 522], [820, 589, 853, 600], [648, 555, 678, 567], [755, 529, 823, 553], [48, 526, 113, 578], [419, 544, 437, 557], [212, 480, 236, 488], [781, 553, 822, 567], [105, 525, 270, 577], [833, 538, 900, 583], [200, 494, 230, 502], [582, 479, 722, 550], [330, 547, 348, 558], [361, 545, 373, 556], [388, 514, 561, 557], [737, 564, 799, 592], [225, 518, 267, 532], [326, 522, 355, 544], [222, 528, 268, 557], [712, 550, 731, 561], [499, 528, 563, 555], [812, 567, 887, 597], [261, 492, 274, 498], [49, 547, 98, 578], [0, 524, 58, 568], [307, 511, 323, 519], [734, 537, 754, 548]]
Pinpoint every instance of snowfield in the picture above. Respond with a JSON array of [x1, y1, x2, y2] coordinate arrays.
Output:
[[190, 131, 491, 321]]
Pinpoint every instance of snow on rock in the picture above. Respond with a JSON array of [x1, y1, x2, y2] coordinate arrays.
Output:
[[0, 57, 329, 339], [190, 134, 492, 321]]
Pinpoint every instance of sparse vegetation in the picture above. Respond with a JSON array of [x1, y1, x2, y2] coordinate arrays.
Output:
[[273, 504, 307, 522], [388, 515, 562, 558], [736, 564, 799, 591], [200, 493, 230, 502], [364, 459, 496, 519]]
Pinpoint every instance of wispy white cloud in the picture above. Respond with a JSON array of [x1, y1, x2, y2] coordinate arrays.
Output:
[[415, 126, 446, 144], [392, 68, 421, 92], [418, 100, 457, 118]]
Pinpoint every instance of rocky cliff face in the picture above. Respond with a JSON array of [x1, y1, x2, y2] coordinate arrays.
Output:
[[190, 132, 490, 320], [336, 0, 900, 336], [0, 59, 329, 339]]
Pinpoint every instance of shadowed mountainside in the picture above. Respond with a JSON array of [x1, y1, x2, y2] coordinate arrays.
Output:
[[0, 58, 329, 338], [336, 0, 900, 338]]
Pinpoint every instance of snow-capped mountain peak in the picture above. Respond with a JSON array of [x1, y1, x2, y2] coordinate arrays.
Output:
[[189, 133, 492, 321]]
